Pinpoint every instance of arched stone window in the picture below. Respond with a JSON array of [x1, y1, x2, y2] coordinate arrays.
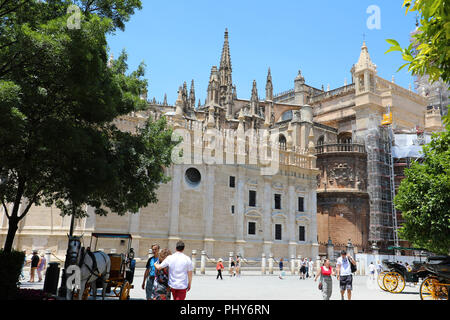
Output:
[[279, 134, 287, 151], [338, 133, 352, 144], [338, 132, 352, 151], [317, 135, 325, 146], [317, 135, 325, 153]]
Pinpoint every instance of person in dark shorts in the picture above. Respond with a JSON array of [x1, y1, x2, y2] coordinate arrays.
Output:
[[230, 258, 235, 277], [336, 250, 356, 300], [29, 250, 40, 282]]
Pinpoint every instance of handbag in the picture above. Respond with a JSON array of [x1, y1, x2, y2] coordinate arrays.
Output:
[[349, 257, 357, 273]]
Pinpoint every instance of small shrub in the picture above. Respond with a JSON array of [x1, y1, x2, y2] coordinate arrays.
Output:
[[0, 249, 25, 300]]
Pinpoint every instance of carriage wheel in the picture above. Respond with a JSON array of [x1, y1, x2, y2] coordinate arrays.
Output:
[[420, 276, 448, 300], [119, 280, 131, 300], [383, 271, 399, 293], [378, 271, 388, 291], [390, 273, 405, 293]]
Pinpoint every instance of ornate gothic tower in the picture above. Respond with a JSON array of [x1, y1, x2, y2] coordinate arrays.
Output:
[[219, 28, 233, 108]]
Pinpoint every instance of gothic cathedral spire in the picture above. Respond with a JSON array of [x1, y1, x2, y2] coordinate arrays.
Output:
[[219, 28, 233, 106], [265, 67, 273, 101]]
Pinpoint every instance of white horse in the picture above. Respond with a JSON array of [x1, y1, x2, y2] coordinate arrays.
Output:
[[66, 235, 111, 300]]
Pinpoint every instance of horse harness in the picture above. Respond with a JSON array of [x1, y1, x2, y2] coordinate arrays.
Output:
[[79, 248, 109, 283]]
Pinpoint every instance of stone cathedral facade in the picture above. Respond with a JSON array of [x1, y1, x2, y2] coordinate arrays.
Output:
[[0, 29, 441, 259]]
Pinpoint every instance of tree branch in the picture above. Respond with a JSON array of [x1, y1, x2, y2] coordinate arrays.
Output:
[[1, 197, 10, 219]]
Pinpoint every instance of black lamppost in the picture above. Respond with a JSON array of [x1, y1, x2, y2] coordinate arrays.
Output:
[[58, 214, 76, 298]]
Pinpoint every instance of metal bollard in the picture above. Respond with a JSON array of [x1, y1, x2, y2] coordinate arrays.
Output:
[[261, 253, 266, 275], [200, 251, 206, 275], [290, 254, 296, 275], [268, 253, 274, 274], [45, 250, 52, 266], [192, 250, 197, 275], [43, 262, 60, 295]]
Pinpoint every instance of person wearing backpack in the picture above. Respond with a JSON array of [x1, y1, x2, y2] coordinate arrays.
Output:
[[336, 250, 356, 300]]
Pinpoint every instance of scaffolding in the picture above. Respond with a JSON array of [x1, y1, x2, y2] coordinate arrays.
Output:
[[384, 105, 400, 253]]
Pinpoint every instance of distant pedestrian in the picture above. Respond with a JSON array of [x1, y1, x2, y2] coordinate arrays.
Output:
[[279, 258, 285, 279], [20, 251, 26, 282], [368, 262, 376, 280], [155, 240, 193, 300], [235, 256, 241, 277], [216, 259, 224, 280], [315, 259, 335, 300], [37, 254, 47, 282], [28, 250, 40, 283], [336, 250, 356, 300], [305, 258, 310, 278], [299, 259, 306, 280], [376, 260, 383, 274], [142, 243, 160, 300], [230, 258, 235, 277], [151, 248, 172, 300]]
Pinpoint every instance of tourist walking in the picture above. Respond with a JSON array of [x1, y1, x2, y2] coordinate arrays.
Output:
[[368, 262, 376, 280], [376, 260, 383, 275], [279, 258, 285, 279], [151, 248, 172, 300], [28, 250, 40, 283], [37, 253, 47, 282], [299, 258, 306, 280], [305, 258, 310, 278], [230, 258, 235, 277], [216, 259, 224, 280], [235, 256, 241, 277], [315, 259, 335, 300], [20, 250, 26, 282], [155, 240, 193, 300], [142, 243, 160, 300], [336, 250, 356, 300]]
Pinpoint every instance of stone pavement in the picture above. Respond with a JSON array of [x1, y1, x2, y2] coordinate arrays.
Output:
[[20, 268, 422, 300]]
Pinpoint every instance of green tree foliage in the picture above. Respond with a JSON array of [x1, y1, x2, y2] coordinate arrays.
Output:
[[386, 0, 450, 255], [385, 0, 449, 84], [395, 128, 450, 255], [0, 0, 179, 253]]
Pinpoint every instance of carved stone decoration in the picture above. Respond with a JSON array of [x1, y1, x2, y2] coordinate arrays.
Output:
[[247, 179, 258, 187], [328, 162, 354, 188], [272, 182, 284, 191]]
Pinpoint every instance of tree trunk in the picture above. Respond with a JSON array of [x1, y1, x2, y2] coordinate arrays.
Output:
[[3, 216, 19, 253]]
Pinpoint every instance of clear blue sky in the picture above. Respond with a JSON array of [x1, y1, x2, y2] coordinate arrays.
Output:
[[107, 0, 418, 105]]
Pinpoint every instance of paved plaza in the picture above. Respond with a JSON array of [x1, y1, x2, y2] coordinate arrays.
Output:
[[20, 267, 422, 300]]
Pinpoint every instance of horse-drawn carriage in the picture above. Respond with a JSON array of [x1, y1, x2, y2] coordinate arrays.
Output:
[[419, 255, 450, 300], [377, 246, 430, 293], [378, 259, 429, 293], [376, 246, 449, 300], [66, 233, 135, 300], [85, 233, 135, 300]]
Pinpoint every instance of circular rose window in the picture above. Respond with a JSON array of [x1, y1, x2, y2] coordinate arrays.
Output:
[[185, 168, 201, 187]]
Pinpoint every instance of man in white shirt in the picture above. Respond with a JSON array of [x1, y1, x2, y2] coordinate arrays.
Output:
[[155, 240, 193, 300], [336, 250, 356, 300]]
